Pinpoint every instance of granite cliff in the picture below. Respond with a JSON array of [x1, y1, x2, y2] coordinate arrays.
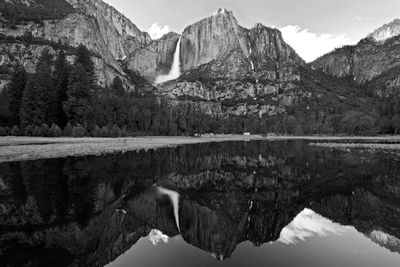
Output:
[[0, 1, 386, 122], [157, 9, 318, 117], [0, 0, 180, 91], [312, 19, 400, 96]]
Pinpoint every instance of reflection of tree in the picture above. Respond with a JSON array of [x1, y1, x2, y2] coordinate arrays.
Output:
[[7, 162, 27, 208], [64, 159, 97, 227], [21, 159, 69, 222], [1, 140, 400, 265]]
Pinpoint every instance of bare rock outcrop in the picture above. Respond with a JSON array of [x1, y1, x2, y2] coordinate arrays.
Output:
[[127, 33, 180, 81], [157, 9, 305, 117], [312, 19, 400, 94], [180, 8, 250, 72]]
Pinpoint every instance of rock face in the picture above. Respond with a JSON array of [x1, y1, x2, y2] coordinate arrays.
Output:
[[66, 0, 182, 82], [127, 33, 180, 81], [180, 8, 250, 72], [158, 9, 309, 117], [66, 0, 151, 60], [312, 37, 400, 84], [368, 19, 400, 43], [0, 0, 179, 90], [0, 2, 382, 118], [180, 9, 303, 75], [312, 19, 400, 95]]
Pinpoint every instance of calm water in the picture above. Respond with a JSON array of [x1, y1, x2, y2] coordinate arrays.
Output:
[[1, 140, 400, 267]]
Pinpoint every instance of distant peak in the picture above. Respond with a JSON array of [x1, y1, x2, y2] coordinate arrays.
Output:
[[368, 18, 400, 42], [213, 8, 230, 16]]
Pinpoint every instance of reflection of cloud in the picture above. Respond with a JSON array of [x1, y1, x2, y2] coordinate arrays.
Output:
[[148, 229, 169, 245], [278, 209, 350, 245]]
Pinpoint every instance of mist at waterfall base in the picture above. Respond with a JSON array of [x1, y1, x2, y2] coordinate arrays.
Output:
[[155, 38, 182, 84]]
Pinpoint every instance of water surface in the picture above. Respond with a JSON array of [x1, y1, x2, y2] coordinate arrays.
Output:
[[1, 140, 400, 266]]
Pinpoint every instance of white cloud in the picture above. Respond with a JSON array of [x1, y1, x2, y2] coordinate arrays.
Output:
[[148, 23, 170, 40], [354, 16, 371, 22], [280, 25, 353, 62]]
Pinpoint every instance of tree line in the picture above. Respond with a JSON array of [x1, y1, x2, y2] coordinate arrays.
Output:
[[0, 45, 238, 137], [1, 43, 399, 137]]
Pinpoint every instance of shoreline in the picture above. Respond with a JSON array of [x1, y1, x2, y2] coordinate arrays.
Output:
[[1, 135, 400, 163]]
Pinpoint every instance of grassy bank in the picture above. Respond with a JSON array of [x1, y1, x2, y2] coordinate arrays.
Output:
[[1, 135, 400, 163]]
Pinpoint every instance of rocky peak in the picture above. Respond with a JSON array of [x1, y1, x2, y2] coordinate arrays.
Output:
[[367, 18, 400, 43], [248, 23, 304, 66], [312, 18, 400, 86], [66, 0, 150, 44], [180, 8, 249, 72], [212, 8, 231, 16], [253, 23, 265, 29]]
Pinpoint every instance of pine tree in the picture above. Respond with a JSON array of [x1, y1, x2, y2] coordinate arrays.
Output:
[[37, 49, 54, 68], [19, 49, 56, 128], [112, 76, 124, 96], [63, 64, 92, 127], [392, 115, 400, 135], [36, 55, 57, 125], [74, 44, 96, 87], [8, 65, 27, 125], [53, 50, 70, 126], [20, 80, 38, 129]]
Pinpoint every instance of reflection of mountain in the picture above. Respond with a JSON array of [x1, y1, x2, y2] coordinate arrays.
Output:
[[369, 230, 400, 254], [0, 140, 400, 266]]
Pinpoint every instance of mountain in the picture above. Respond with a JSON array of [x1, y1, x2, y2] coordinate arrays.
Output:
[[0, 1, 384, 134], [157, 9, 371, 120], [179, 9, 304, 79], [368, 19, 400, 43], [312, 19, 400, 96], [0, 0, 180, 91], [180, 8, 251, 72]]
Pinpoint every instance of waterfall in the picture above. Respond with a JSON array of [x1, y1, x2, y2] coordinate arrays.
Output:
[[155, 37, 182, 84]]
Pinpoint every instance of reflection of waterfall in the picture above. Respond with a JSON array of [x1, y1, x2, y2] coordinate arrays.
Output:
[[156, 187, 181, 232], [155, 37, 182, 84]]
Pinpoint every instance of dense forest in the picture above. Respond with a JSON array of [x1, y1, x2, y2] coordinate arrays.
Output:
[[0, 45, 220, 137], [0, 44, 399, 137]]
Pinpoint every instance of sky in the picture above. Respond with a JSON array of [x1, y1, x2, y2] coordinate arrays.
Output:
[[103, 0, 400, 62]]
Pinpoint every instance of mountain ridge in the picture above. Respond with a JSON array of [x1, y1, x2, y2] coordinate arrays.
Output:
[[311, 18, 400, 95], [367, 18, 400, 43], [0, 0, 395, 135]]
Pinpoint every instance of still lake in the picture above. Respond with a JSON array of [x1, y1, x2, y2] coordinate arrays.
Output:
[[1, 140, 400, 267]]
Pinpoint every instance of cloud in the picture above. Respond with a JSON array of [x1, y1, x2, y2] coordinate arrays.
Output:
[[354, 16, 371, 22], [148, 23, 170, 40], [280, 25, 353, 62], [355, 16, 363, 21]]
